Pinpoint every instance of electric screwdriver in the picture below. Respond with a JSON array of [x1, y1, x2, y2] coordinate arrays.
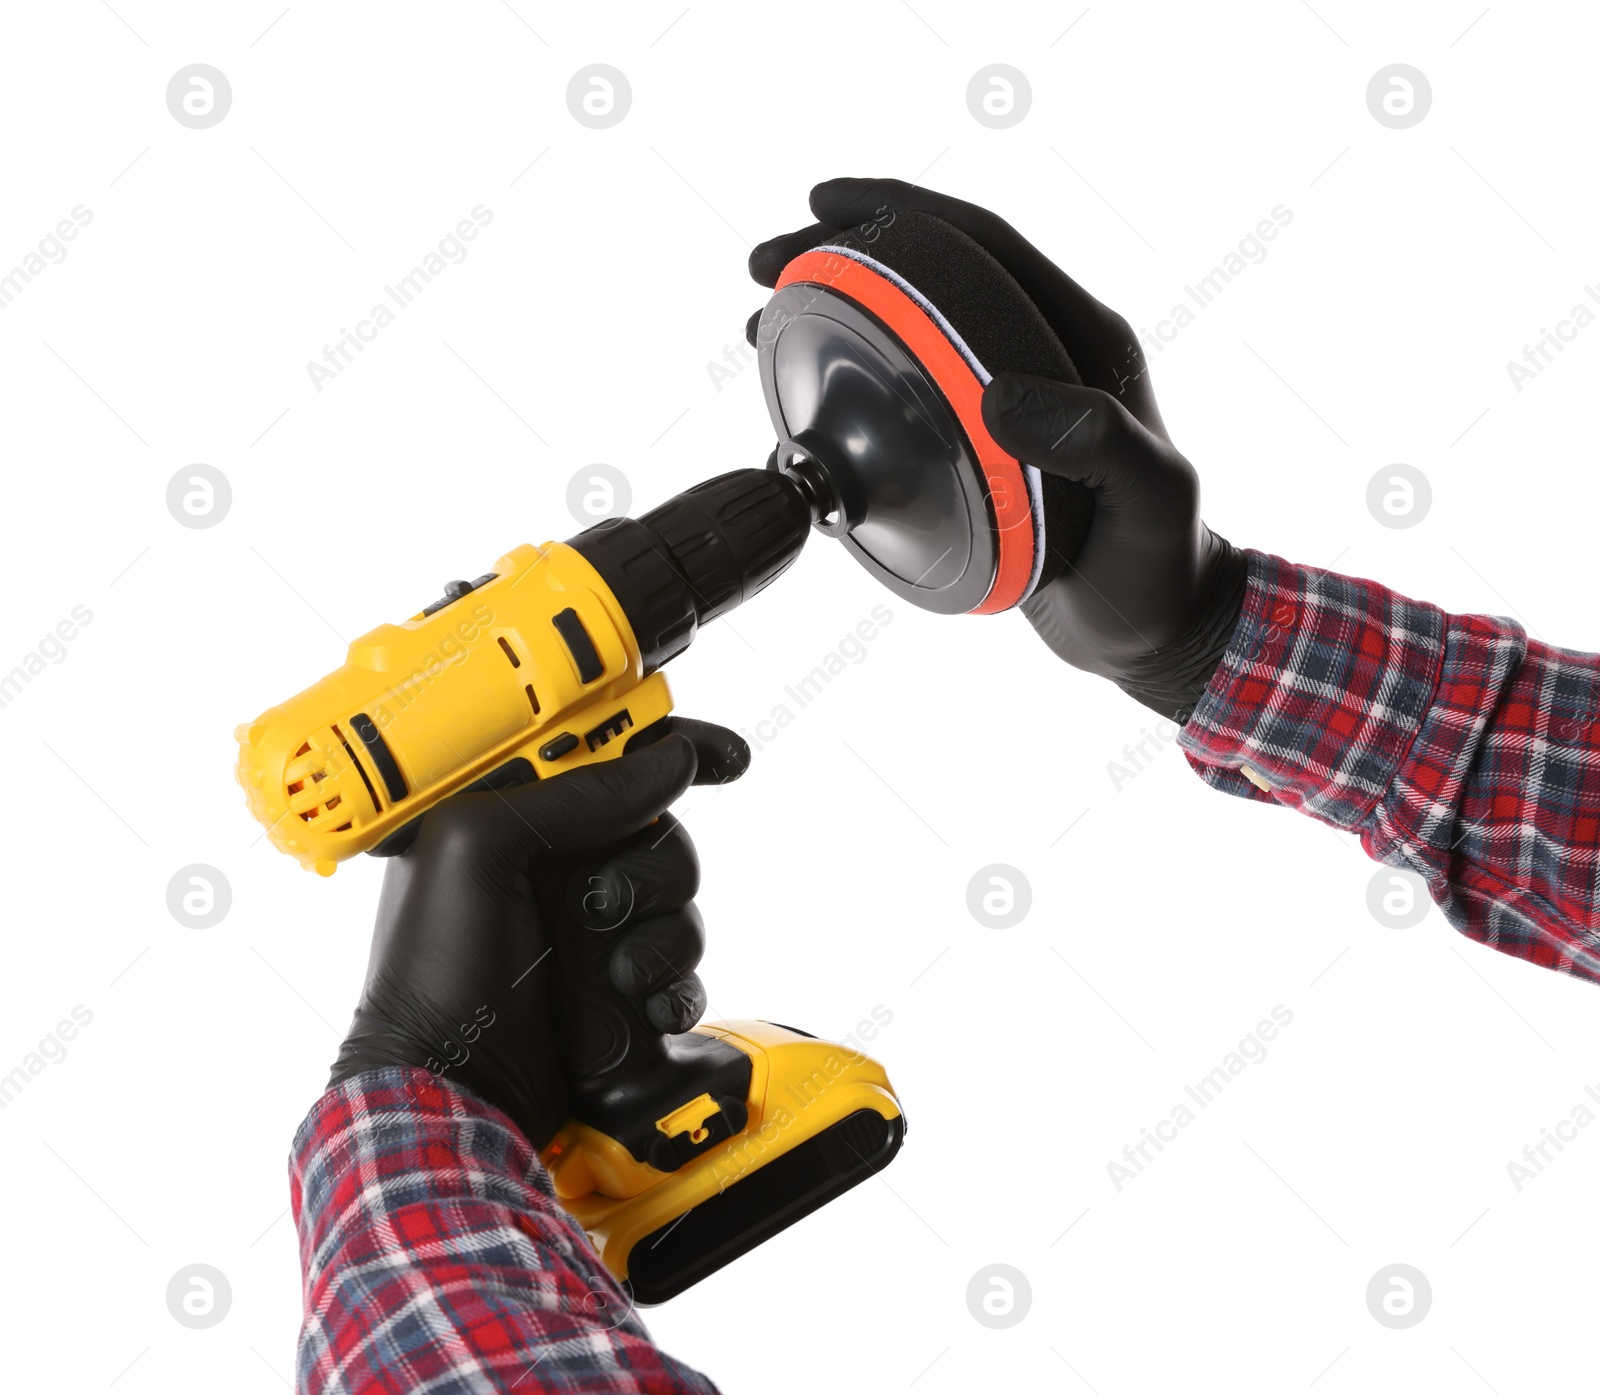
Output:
[[235, 467, 904, 1304]]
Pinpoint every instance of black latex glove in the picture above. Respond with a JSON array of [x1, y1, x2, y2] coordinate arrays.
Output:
[[328, 718, 750, 1150], [749, 178, 1249, 725]]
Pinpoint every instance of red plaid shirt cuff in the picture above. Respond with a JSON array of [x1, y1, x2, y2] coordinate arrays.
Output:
[[1179, 550, 1600, 983], [290, 1067, 719, 1394]]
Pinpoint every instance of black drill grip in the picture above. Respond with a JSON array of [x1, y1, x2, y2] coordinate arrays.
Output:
[[542, 722, 752, 1171]]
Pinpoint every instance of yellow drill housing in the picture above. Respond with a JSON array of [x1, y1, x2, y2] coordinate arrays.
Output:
[[235, 541, 671, 875]]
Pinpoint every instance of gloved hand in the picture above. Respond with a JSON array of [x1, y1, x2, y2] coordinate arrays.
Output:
[[749, 178, 1249, 724], [328, 718, 749, 1149]]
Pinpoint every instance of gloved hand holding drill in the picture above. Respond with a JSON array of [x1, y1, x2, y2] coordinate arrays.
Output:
[[295, 721, 743, 1395], [328, 718, 741, 1148]]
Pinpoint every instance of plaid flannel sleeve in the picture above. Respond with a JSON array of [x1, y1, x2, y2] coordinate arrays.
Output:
[[290, 1067, 720, 1395], [1178, 549, 1600, 984]]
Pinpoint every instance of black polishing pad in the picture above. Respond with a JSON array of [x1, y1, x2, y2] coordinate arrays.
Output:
[[757, 210, 1094, 614]]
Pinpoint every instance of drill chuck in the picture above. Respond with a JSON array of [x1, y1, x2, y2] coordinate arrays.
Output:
[[566, 468, 814, 672]]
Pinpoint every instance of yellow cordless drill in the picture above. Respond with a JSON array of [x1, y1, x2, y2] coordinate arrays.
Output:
[[235, 468, 903, 1303]]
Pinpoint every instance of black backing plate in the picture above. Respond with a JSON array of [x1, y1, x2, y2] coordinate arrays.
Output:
[[759, 282, 996, 615]]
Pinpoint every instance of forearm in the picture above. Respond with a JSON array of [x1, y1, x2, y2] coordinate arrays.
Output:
[[290, 1068, 718, 1395], [1178, 550, 1600, 984]]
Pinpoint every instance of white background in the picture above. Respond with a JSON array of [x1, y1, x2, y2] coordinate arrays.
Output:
[[2, 2, 1597, 1391]]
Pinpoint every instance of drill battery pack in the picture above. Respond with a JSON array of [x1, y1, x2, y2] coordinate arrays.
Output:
[[543, 1020, 904, 1304]]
